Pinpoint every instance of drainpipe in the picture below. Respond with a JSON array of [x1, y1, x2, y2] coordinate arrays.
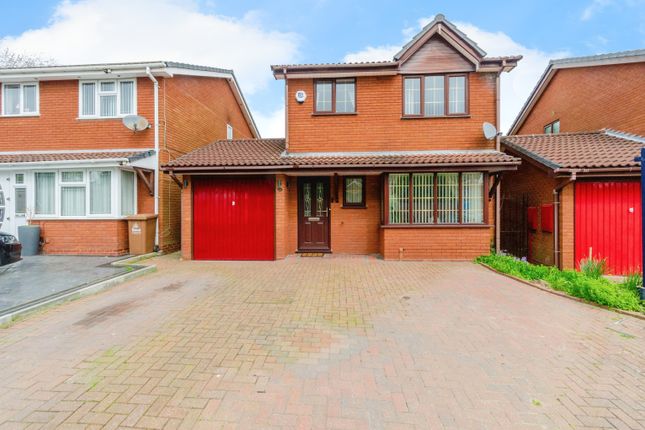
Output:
[[283, 68, 289, 151], [146, 66, 160, 249], [553, 171, 577, 269], [495, 71, 502, 252]]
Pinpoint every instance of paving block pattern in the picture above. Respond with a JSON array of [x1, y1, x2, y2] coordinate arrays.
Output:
[[0, 254, 643, 429]]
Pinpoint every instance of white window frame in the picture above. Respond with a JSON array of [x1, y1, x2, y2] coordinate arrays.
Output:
[[59, 170, 87, 218], [78, 79, 137, 119], [226, 123, 234, 140], [1, 82, 40, 116], [27, 168, 137, 220], [120, 169, 137, 217]]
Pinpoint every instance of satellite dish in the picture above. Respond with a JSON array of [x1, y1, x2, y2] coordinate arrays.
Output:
[[122, 115, 150, 132], [483, 122, 498, 140]]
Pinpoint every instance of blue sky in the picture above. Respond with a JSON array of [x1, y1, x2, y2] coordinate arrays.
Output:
[[1, 0, 643, 135]]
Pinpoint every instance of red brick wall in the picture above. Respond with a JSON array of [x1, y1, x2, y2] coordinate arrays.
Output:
[[159, 76, 256, 253], [501, 159, 576, 269], [379, 226, 491, 260], [330, 175, 381, 254], [180, 175, 193, 260], [0, 78, 155, 151], [517, 63, 645, 135], [32, 219, 129, 256], [286, 72, 497, 152]]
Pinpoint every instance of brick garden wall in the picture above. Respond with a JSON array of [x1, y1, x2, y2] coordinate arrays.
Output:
[[517, 63, 645, 135]]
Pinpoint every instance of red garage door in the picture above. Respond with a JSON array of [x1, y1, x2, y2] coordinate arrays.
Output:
[[575, 181, 641, 275], [193, 177, 275, 260]]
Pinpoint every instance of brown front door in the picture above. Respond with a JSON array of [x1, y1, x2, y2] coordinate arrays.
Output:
[[298, 177, 330, 251]]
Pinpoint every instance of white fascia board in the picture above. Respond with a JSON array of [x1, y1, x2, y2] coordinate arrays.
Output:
[[0, 148, 155, 155], [0, 159, 128, 170]]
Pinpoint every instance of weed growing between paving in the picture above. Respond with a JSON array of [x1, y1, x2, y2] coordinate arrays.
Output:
[[476, 254, 644, 313]]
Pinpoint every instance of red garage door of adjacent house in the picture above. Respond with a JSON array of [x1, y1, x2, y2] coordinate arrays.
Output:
[[193, 177, 275, 260], [575, 181, 641, 275]]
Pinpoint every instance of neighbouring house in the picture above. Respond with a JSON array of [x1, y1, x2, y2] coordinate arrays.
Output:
[[162, 15, 523, 261], [0, 61, 259, 255], [501, 50, 645, 274]]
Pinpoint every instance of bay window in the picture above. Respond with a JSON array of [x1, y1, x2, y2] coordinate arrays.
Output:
[[403, 74, 468, 117], [60, 171, 86, 217], [120, 171, 136, 216], [30, 169, 135, 218], [2, 83, 39, 116], [35, 172, 55, 215], [386, 172, 484, 225], [79, 79, 136, 118], [90, 171, 112, 214]]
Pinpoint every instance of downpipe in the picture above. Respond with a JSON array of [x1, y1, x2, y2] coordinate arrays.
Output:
[[146, 66, 160, 249]]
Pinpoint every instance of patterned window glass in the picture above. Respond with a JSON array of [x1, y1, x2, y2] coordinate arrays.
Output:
[[303, 183, 312, 217], [437, 173, 459, 223], [412, 173, 434, 223]]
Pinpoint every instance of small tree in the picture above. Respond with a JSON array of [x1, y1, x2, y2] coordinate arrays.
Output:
[[0, 48, 56, 68]]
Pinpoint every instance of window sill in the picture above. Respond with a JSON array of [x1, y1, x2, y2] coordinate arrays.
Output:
[[311, 112, 358, 117], [0, 113, 40, 118], [31, 216, 133, 221], [380, 223, 492, 229], [76, 115, 137, 121], [400, 114, 470, 120]]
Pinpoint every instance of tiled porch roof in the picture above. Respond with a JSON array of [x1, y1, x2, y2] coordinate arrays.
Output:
[[163, 139, 520, 171], [0, 150, 155, 164], [502, 129, 645, 172]]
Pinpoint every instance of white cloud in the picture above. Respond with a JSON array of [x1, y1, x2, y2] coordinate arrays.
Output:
[[581, 0, 614, 20], [343, 45, 399, 63], [0, 0, 300, 96], [254, 106, 285, 138], [343, 17, 568, 133]]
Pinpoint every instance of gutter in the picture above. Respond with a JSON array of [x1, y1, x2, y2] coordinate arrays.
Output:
[[553, 171, 578, 269], [146, 66, 160, 249]]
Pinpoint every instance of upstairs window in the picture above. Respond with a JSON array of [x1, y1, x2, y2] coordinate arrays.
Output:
[[403, 74, 468, 117], [314, 79, 355, 113], [79, 79, 136, 118], [2, 83, 38, 116], [227, 123, 233, 140], [544, 120, 560, 134]]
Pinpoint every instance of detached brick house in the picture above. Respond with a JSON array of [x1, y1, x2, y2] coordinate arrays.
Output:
[[0, 61, 258, 255], [501, 50, 645, 274], [164, 15, 523, 261]]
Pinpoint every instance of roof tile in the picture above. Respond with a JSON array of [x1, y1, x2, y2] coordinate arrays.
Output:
[[163, 139, 519, 170], [502, 130, 645, 170]]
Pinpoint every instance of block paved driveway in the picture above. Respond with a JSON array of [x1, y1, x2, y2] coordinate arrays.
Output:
[[0, 254, 643, 430]]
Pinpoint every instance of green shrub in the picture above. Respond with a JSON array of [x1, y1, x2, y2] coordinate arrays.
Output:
[[476, 254, 643, 313], [579, 257, 607, 279]]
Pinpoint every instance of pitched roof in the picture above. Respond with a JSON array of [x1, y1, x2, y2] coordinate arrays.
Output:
[[163, 139, 519, 171], [0, 150, 155, 165], [502, 129, 645, 172], [271, 14, 521, 78], [394, 14, 486, 60], [508, 49, 645, 134]]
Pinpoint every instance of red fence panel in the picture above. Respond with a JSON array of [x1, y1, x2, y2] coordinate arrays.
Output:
[[575, 181, 641, 275], [193, 176, 275, 260]]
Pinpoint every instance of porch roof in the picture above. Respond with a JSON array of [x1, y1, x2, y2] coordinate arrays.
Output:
[[0, 150, 155, 166], [502, 129, 645, 174], [162, 138, 520, 172]]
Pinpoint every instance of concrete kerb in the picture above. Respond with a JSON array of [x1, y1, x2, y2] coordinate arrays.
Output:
[[479, 262, 645, 322], [0, 253, 159, 326]]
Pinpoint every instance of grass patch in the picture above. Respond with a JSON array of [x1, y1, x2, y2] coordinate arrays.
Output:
[[476, 254, 644, 313]]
